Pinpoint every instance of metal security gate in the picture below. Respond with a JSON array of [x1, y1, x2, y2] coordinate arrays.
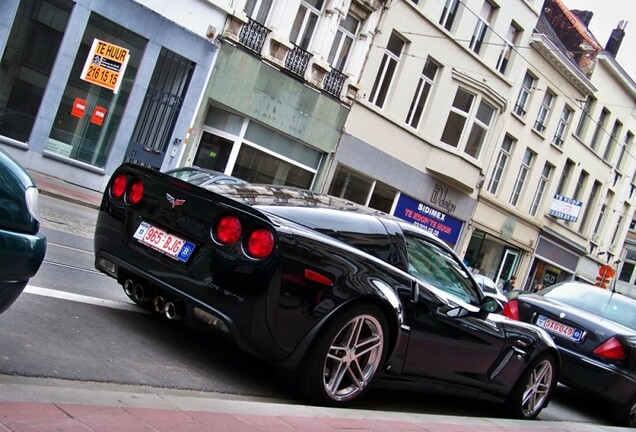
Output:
[[125, 48, 194, 169]]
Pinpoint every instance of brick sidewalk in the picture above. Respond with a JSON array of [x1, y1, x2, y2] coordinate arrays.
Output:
[[1, 400, 625, 432]]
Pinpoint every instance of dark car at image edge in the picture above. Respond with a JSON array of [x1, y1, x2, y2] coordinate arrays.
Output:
[[94, 163, 560, 419], [503, 281, 636, 427], [0, 147, 46, 313]]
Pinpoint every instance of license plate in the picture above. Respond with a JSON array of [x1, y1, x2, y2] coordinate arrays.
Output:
[[133, 221, 195, 263], [536, 315, 584, 342]]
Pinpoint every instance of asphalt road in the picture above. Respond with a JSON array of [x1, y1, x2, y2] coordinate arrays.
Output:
[[0, 194, 616, 425]]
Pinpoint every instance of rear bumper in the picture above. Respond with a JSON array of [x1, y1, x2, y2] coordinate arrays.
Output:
[[559, 347, 635, 406], [0, 228, 46, 313]]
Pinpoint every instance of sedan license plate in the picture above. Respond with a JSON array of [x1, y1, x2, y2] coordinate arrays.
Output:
[[536, 315, 584, 342], [133, 221, 195, 263]]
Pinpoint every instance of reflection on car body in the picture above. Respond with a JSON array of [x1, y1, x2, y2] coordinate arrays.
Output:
[[163, 166, 247, 186], [0, 148, 46, 313], [503, 281, 636, 427], [473, 274, 508, 305], [94, 163, 559, 419]]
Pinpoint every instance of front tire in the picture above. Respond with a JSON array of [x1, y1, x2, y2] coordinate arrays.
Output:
[[506, 353, 557, 419], [294, 304, 388, 407]]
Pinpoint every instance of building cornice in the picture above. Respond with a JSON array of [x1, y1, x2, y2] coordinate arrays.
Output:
[[597, 52, 636, 99], [530, 33, 596, 95]]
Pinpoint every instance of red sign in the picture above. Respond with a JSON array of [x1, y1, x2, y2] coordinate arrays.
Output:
[[595, 276, 608, 289], [91, 106, 107, 126], [598, 265, 615, 278], [71, 98, 87, 118]]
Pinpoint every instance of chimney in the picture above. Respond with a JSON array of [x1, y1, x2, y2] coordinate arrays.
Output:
[[605, 21, 628, 57], [571, 9, 594, 27]]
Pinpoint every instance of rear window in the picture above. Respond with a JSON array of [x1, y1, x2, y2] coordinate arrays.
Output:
[[544, 284, 636, 330]]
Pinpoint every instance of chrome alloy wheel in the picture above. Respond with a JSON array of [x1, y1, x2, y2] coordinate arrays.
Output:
[[520, 358, 554, 417], [323, 314, 385, 402]]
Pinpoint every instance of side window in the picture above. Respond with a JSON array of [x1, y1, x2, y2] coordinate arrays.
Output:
[[405, 235, 479, 305]]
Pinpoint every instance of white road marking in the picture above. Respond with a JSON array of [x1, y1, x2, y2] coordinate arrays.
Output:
[[24, 285, 148, 314]]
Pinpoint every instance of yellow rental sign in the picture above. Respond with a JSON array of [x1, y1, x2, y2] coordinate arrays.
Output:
[[80, 39, 130, 94]]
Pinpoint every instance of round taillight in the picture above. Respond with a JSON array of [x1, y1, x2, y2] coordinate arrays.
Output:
[[127, 179, 144, 205], [111, 174, 127, 198], [246, 228, 274, 259], [215, 215, 242, 244]]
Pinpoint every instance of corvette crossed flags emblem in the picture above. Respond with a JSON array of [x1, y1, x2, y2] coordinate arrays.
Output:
[[166, 193, 185, 208]]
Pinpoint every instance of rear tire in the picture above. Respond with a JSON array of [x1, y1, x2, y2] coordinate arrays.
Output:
[[292, 304, 388, 407], [505, 353, 557, 420], [611, 397, 636, 427]]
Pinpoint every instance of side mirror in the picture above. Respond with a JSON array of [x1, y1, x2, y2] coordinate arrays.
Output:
[[481, 296, 503, 314]]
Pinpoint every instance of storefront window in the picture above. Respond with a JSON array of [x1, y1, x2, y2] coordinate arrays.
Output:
[[46, 13, 146, 167], [0, 0, 73, 143], [464, 230, 520, 285], [195, 105, 322, 188], [327, 164, 397, 213], [527, 259, 570, 290]]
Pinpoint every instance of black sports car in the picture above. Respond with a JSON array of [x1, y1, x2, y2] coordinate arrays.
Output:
[[94, 163, 559, 418], [502, 281, 636, 426]]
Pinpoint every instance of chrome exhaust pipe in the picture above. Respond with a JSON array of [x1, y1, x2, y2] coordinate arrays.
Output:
[[133, 283, 145, 301], [123, 279, 135, 296], [153, 296, 165, 313], [164, 301, 183, 320]]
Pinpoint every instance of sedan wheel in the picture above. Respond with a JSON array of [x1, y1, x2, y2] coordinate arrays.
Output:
[[293, 304, 388, 407], [612, 397, 636, 427], [506, 354, 557, 419]]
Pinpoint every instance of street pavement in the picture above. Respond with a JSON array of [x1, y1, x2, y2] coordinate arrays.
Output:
[[1, 170, 630, 432]]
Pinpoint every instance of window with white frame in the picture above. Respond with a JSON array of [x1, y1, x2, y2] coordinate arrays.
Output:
[[487, 134, 514, 194], [439, 0, 460, 32], [534, 90, 554, 133], [572, 170, 588, 202], [611, 209, 625, 247], [603, 119, 622, 162], [495, 23, 518, 74], [244, 0, 273, 24], [590, 107, 609, 151], [290, 0, 324, 50], [327, 164, 397, 213], [592, 192, 613, 239], [469, 1, 494, 55], [578, 180, 600, 234], [405, 58, 439, 129], [440, 87, 496, 159], [575, 95, 596, 138], [328, 12, 359, 71], [369, 32, 404, 109], [529, 163, 552, 216], [617, 131, 634, 172], [513, 72, 534, 117], [509, 148, 534, 206], [556, 158, 574, 195], [552, 105, 573, 147]]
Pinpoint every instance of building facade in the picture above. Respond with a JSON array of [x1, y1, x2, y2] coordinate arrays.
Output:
[[2, 0, 635, 295], [0, 0, 225, 191]]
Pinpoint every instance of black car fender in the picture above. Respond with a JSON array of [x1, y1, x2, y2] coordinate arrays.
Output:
[[277, 274, 408, 370]]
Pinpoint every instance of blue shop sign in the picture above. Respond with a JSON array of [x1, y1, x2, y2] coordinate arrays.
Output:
[[394, 194, 463, 246]]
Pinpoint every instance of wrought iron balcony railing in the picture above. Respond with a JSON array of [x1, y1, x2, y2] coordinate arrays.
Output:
[[238, 18, 271, 54], [285, 44, 311, 78], [323, 67, 346, 98]]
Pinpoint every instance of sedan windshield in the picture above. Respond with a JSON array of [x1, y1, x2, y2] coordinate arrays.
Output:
[[544, 284, 636, 330]]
